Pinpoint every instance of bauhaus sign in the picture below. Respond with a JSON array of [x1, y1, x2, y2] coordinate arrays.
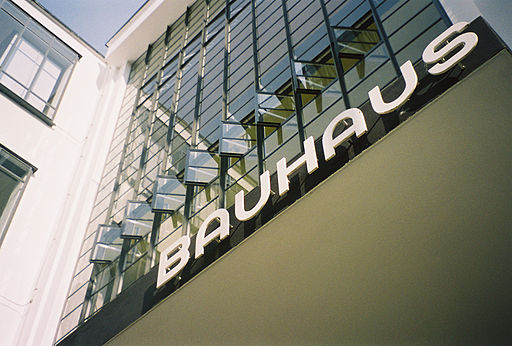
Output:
[[157, 22, 479, 288]]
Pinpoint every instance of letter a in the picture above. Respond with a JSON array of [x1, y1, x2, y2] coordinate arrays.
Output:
[[322, 108, 368, 161], [368, 60, 418, 114], [156, 235, 190, 288], [195, 208, 230, 259], [235, 170, 271, 221]]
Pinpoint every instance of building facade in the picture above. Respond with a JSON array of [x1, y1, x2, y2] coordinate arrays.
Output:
[[58, 0, 454, 339], [0, 0, 127, 345], [0, 0, 510, 345], [55, 0, 512, 344]]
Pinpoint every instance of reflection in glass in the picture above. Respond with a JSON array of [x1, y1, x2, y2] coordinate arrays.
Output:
[[219, 121, 257, 156], [138, 74, 157, 106], [302, 81, 343, 126], [152, 175, 186, 212], [87, 257, 119, 316], [334, 15, 382, 77], [205, 10, 225, 42], [295, 61, 337, 92], [122, 251, 148, 290], [264, 116, 298, 156], [121, 201, 153, 239], [184, 149, 219, 185], [343, 43, 388, 90], [0, 2, 77, 119], [189, 196, 219, 236], [90, 225, 123, 263], [257, 92, 295, 125], [190, 178, 220, 215]]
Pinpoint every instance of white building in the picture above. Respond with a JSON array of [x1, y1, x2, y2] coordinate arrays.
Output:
[[0, 1, 127, 344]]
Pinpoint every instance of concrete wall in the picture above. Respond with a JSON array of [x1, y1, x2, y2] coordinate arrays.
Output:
[[108, 50, 512, 345], [0, 1, 128, 344]]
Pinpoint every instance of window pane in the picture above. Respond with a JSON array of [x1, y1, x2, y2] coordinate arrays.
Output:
[[152, 176, 187, 212], [1, 38, 41, 92], [0, 8, 23, 65], [0, 168, 22, 224], [0, 147, 31, 246]]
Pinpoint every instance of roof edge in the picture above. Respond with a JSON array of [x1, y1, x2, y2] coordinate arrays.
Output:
[[105, 0, 195, 67], [28, 0, 105, 60]]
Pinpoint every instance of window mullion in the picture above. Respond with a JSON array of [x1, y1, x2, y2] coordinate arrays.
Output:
[[280, 0, 306, 152], [250, 0, 266, 176], [218, 0, 230, 208], [367, 0, 400, 75], [0, 23, 25, 71], [318, 0, 351, 109], [24, 35, 53, 101]]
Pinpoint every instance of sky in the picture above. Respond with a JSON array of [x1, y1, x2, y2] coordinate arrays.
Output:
[[440, 0, 511, 48], [35, 0, 511, 56], [36, 0, 148, 55]]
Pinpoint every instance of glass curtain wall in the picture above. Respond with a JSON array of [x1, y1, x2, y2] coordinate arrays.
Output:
[[58, 0, 449, 340]]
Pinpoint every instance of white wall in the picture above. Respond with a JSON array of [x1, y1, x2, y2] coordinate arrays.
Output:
[[0, 1, 128, 345]]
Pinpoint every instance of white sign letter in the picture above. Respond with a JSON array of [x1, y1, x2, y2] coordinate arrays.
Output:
[[235, 170, 271, 221], [422, 21, 478, 75], [195, 208, 230, 259], [369, 60, 418, 114], [157, 235, 190, 288], [322, 108, 368, 161], [276, 136, 318, 196]]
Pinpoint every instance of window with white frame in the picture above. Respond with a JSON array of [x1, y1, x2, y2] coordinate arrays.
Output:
[[0, 0, 79, 122]]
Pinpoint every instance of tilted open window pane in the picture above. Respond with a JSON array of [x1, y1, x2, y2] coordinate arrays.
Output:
[[295, 61, 337, 92], [183, 34, 201, 62], [121, 201, 154, 239], [219, 121, 257, 156], [333, 10, 385, 77], [184, 149, 219, 185], [335, 26, 380, 62], [152, 175, 187, 212], [257, 92, 295, 125], [160, 54, 179, 83], [138, 74, 158, 106], [205, 9, 225, 42], [90, 225, 123, 263], [334, 14, 388, 90]]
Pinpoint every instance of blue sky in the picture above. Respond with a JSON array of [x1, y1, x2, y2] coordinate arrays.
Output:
[[36, 0, 147, 55], [35, 0, 511, 56]]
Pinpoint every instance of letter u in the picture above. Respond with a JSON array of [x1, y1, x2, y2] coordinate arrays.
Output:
[[235, 170, 271, 221], [368, 60, 418, 114]]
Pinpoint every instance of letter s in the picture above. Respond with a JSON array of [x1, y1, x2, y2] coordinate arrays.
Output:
[[422, 21, 478, 75]]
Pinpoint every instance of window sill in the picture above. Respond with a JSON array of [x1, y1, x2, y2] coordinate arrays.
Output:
[[0, 83, 54, 127]]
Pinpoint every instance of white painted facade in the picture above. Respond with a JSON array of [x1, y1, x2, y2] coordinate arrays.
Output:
[[0, 1, 128, 345]]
